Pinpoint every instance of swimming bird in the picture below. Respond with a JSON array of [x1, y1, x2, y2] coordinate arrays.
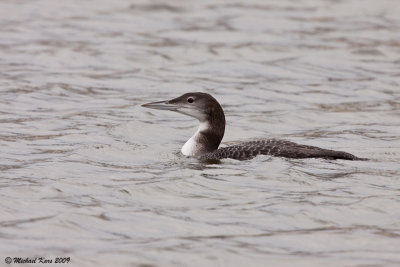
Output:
[[142, 92, 365, 161]]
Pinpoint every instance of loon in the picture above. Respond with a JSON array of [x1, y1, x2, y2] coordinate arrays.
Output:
[[142, 92, 365, 161]]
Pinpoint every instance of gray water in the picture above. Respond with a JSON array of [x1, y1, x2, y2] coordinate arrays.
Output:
[[1, 0, 400, 266]]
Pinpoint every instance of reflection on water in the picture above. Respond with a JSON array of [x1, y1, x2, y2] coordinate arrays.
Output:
[[1, 0, 399, 266]]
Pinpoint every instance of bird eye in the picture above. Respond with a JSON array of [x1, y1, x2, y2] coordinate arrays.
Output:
[[187, 97, 194, 103]]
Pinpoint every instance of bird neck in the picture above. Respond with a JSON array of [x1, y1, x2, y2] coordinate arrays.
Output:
[[181, 107, 225, 157]]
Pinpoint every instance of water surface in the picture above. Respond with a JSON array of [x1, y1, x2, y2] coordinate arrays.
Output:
[[1, 0, 400, 266]]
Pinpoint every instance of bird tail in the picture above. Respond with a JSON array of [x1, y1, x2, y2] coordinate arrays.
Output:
[[323, 150, 368, 161]]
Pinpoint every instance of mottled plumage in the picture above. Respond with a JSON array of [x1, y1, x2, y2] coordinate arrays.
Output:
[[199, 139, 364, 161]]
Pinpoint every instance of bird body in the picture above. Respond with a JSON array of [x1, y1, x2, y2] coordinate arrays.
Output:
[[199, 139, 361, 161]]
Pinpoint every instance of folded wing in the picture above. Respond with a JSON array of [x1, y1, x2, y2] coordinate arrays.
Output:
[[199, 139, 365, 161]]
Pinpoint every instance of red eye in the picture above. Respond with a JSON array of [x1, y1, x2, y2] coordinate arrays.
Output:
[[187, 97, 194, 103]]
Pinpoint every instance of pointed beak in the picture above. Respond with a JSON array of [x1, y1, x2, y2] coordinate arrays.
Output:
[[141, 100, 179, 111]]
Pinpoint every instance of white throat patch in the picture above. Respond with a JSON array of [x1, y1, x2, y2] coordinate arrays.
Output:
[[181, 121, 210, 156]]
